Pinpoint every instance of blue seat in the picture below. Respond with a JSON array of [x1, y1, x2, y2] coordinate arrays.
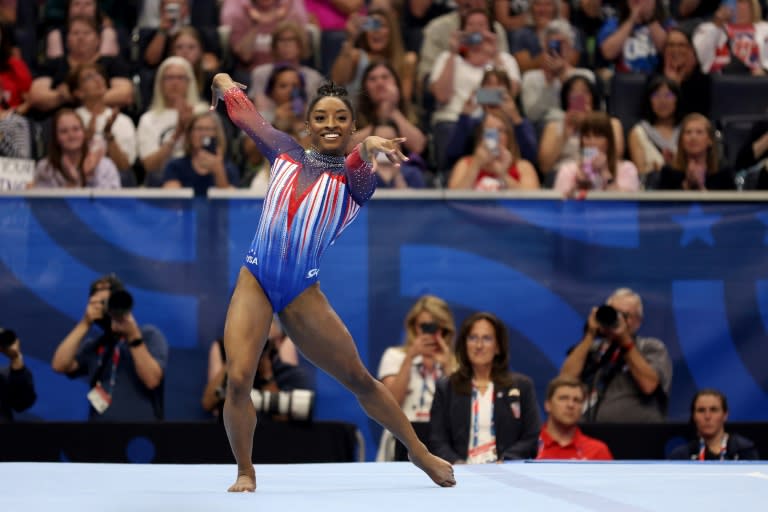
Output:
[[719, 114, 768, 171], [607, 73, 647, 139]]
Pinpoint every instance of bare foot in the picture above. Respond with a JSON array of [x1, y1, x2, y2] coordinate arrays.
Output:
[[228, 470, 256, 492], [409, 450, 456, 487]]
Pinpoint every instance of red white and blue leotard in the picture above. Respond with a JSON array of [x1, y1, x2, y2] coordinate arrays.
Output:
[[222, 88, 376, 311]]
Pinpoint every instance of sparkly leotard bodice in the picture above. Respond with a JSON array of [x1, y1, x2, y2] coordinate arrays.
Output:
[[222, 88, 375, 310]]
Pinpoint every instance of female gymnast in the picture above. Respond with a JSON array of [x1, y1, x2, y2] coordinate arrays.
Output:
[[209, 73, 456, 492]]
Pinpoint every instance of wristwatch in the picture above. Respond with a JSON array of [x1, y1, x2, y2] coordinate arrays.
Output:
[[128, 337, 144, 348]]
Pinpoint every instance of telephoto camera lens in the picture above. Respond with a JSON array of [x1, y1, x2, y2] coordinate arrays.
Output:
[[595, 305, 619, 329], [250, 389, 316, 421]]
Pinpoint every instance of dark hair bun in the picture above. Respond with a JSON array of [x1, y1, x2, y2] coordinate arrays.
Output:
[[317, 82, 348, 99]]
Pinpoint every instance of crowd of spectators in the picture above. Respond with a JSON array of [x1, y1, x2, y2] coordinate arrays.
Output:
[[2, 0, 767, 193]]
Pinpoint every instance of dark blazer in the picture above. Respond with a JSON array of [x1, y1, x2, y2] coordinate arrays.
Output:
[[668, 432, 759, 461], [429, 372, 541, 463]]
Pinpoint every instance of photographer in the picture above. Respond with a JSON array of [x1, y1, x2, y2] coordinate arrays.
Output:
[[51, 275, 169, 421], [559, 288, 672, 423], [202, 316, 313, 421], [0, 328, 37, 422]]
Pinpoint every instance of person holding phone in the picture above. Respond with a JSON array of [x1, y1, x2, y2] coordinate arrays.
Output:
[[554, 111, 639, 196], [375, 296, 457, 461], [538, 75, 625, 180], [521, 19, 596, 124], [161, 111, 239, 195], [258, 64, 310, 146], [448, 111, 540, 190], [693, 0, 768, 75]]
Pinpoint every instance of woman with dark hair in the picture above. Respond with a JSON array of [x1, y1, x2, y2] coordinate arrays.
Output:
[[599, 0, 668, 73], [258, 64, 309, 145], [554, 111, 639, 196], [331, 8, 418, 104], [628, 75, 682, 178], [0, 23, 32, 112], [660, 27, 711, 118], [45, 0, 121, 60], [448, 111, 540, 190], [429, 312, 541, 464], [668, 388, 759, 460], [169, 26, 217, 102], [32, 108, 120, 188], [653, 113, 735, 190], [210, 72, 455, 491], [538, 74, 623, 177], [348, 61, 425, 156]]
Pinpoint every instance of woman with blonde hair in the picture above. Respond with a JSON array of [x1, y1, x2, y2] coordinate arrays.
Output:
[[136, 56, 208, 186], [375, 295, 457, 461], [653, 113, 735, 190]]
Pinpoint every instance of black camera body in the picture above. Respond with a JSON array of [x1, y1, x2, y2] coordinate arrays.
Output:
[[420, 322, 439, 334], [595, 304, 620, 329], [107, 289, 134, 318], [0, 327, 17, 349]]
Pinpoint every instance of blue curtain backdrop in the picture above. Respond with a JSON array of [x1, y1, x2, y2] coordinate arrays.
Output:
[[1, 195, 767, 460]]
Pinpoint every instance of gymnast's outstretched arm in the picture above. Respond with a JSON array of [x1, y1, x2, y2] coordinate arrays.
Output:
[[211, 75, 302, 164], [345, 136, 409, 205]]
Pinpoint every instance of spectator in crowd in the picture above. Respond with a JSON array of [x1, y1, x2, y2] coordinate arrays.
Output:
[[0, 23, 32, 113], [537, 75, 623, 178], [137, 56, 208, 186], [305, 0, 363, 32], [429, 7, 521, 173], [448, 110, 540, 190], [430, 312, 541, 463], [628, 75, 681, 179], [241, 134, 271, 191], [660, 27, 711, 118], [162, 111, 239, 195], [650, 112, 735, 190], [168, 27, 217, 103], [254, 64, 309, 146], [0, 85, 32, 158], [444, 68, 539, 173], [668, 388, 760, 460], [368, 122, 427, 189], [46, 0, 121, 60], [144, 0, 221, 72], [376, 296, 456, 461], [70, 63, 137, 182], [536, 375, 613, 460], [28, 16, 133, 115], [202, 316, 312, 420], [599, 0, 667, 73], [570, 0, 612, 70], [676, 0, 722, 22], [510, 0, 582, 73], [0, 327, 37, 422], [332, 8, 418, 105], [250, 21, 324, 111], [693, 0, 768, 75], [494, 0, 537, 33], [418, 0, 510, 84], [0, 1, 15, 23], [554, 111, 640, 196], [51, 274, 169, 421], [521, 19, 596, 124], [221, 0, 309, 73], [348, 62, 426, 157], [32, 108, 120, 189], [560, 288, 672, 423]]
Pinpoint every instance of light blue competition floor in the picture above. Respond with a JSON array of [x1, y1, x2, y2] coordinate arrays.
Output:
[[1, 461, 767, 511]]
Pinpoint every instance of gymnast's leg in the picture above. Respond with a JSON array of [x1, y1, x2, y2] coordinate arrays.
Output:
[[222, 268, 274, 492], [279, 284, 456, 487]]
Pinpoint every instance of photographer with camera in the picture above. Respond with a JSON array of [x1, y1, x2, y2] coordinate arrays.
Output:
[[559, 288, 672, 423], [0, 327, 37, 422], [51, 274, 169, 421], [202, 316, 314, 422]]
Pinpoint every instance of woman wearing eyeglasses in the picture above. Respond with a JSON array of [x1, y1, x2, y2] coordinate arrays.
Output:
[[375, 296, 456, 461], [429, 312, 541, 464]]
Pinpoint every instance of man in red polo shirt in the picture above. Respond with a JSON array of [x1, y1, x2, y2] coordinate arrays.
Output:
[[536, 376, 613, 460]]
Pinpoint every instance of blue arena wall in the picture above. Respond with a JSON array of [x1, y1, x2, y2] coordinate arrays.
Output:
[[2, 191, 768, 460]]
